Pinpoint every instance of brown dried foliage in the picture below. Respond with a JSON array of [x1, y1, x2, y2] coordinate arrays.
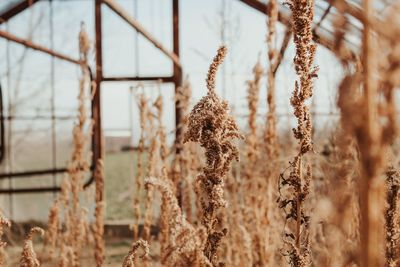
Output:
[[122, 239, 150, 267], [20, 227, 45, 267], [184, 46, 242, 266], [278, 0, 318, 266]]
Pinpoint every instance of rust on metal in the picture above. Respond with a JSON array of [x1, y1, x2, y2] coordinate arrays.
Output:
[[0, 0, 41, 24], [0, 30, 81, 65], [103, 0, 181, 68], [94, 0, 103, 166]]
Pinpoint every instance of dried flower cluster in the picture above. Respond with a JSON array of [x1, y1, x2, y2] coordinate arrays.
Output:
[[0, 212, 10, 266], [122, 239, 150, 267], [20, 227, 44, 267], [184, 46, 242, 266], [132, 91, 148, 241], [94, 159, 105, 267], [145, 177, 211, 266], [42, 22, 93, 267], [278, 0, 318, 266], [385, 167, 400, 267]]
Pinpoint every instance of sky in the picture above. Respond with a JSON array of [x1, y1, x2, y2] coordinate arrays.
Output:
[[0, 0, 344, 147]]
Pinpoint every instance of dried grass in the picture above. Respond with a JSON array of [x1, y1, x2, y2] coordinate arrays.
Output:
[[5, 3, 400, 267]]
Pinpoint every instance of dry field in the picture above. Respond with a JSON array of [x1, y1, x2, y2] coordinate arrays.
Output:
[[2, 0, 400, 266]]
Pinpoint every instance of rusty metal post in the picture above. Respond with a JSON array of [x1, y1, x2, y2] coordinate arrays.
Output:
[[103, 0, 181, 68], [0, 0, 41, 24], [0, 30, 81, 65], [94, 0, 103, 165], [173, 0, 182, 148], [172, 0, 184, 208]]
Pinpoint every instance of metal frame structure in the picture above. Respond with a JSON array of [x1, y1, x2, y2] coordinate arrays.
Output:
[[0, 0, 182, 194], [0, 0, 366, 194]]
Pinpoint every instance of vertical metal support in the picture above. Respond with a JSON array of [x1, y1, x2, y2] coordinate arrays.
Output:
[[94, 0, 103, 164], [173, 0, 182, 148], [49, 0, 57, 198], [172, 0, 183, 207]]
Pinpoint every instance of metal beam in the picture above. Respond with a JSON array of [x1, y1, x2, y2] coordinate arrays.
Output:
[[272, 29, 292, 75], [0, 0, 41, 24], [173, 0, 183, 146], [0, 30, 81, 65], [237, 0, 356, 60], [94, 0, 103, 169], [103, 0, 181, 68]]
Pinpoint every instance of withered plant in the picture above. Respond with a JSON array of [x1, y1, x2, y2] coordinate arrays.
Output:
[[278, 0, 318, 265], [184, 45, 242, 266], [20, 227, 45, 267], [145, 177, 211, 267], [385, 167, 400, 267], [0, 212, 10, 266], [132, 91, 148, 241], [93, 159, 105, 267], [122, 239, 150, 267]]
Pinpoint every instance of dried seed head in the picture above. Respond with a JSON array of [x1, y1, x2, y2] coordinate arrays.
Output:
[[122, 239, 150, 267], [184, 46, 242, 266], [20, 227, 45, 267]]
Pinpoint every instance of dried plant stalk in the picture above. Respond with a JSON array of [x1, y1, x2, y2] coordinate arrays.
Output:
[[263, 2, 282, 263], [171, 79, 194, 223], [145, 177, 211, 266], [58, 243, 74, 267], [336, 2, 400, 265], [242, 59, 266, 266], [0, 212, 10, 266], [184, 46, 242, 266], [154, 94, 172, 263], [132, 92, 148, 241], [122, 239, 150, 267], [265, 0, 279, 158], [67, 24, 92, 267], [42, 23, 93, 267], [43, 200, 60, 260], [278, 0, 318, 265], [142, 98, 159, 243], [93, 159, 105, 267], [385, 167, 400, 267], [20, 227, 45, 267]]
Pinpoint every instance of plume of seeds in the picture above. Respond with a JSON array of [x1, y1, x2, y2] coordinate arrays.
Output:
[[93, 159, 105, 267], [278, 0, 318, 265], [0, 212, 10, 266], [142, 99, 158, 242], [43, 23, 92, 267], [78, 22, 90, 63], [59, 244, 74, 267], [43, 200, 60, 260], [154, 94, 168, 172], [264, 0, 279, 158], [122, 239, 149, 267], [171, 78, 194, 222], [184, 46, 242, 266], [153, 93, 172, 262], [67, 23, 92, 266], [20, 227, 45, 267], [145, 177, 211, 267], [242, 59, 267, 265], [132, 91, 148, 241], [263, 2, 283, 262]]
